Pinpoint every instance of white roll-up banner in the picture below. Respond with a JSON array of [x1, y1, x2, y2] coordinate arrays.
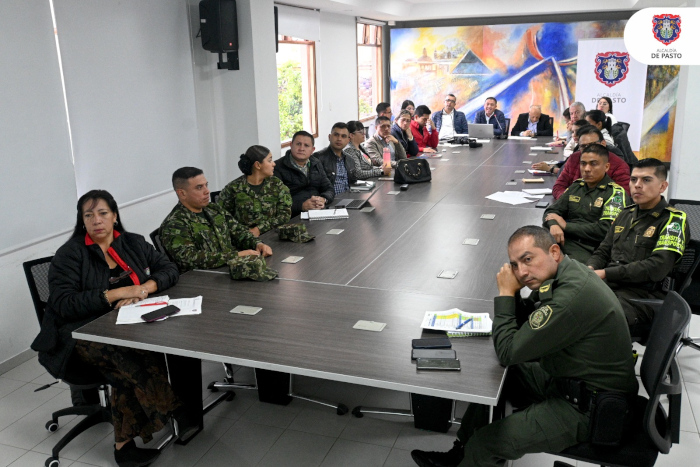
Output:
[[575, 38, 647, 152]]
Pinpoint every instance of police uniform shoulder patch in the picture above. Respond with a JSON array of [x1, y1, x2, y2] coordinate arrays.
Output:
[[594, 197, 604, 208], [666, 206, 679, 212], [652, 212, 660, 217], [643, 226, 656, 237], [529, 305, 553, 330], [615, 225, 625, 233], [539, 284, 551, 293], [569, 195, 581, 203], [654, 211, 687, 256]]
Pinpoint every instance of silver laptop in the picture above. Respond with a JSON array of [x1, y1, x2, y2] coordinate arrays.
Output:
[[468, 123, 494, 139]]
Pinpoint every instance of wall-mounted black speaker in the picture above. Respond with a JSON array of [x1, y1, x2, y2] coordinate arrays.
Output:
[[199, 0, 238, 53]]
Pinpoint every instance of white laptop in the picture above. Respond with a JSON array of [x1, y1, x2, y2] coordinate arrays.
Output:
[[468, 123, 494, 139]]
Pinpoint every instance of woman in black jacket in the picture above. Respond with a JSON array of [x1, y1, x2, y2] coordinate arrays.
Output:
[[32, 189, 193, 466]]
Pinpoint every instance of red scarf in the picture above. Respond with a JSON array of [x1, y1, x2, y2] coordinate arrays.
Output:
[[85, 230, 141, 285]]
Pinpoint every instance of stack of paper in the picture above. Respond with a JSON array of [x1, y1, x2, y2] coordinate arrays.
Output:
[[522, 188, 552, 195], [508, 136, 536, 140], [530, 146, 553, 151], [420, 309, 493, 336], [116, 295, 203, 325], [301, 208, 349, 220], [486, 191, 535, 205]]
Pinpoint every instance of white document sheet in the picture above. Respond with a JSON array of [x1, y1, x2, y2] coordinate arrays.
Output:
[[116, 295, 202, 325], [522, 188, 553, 195], [485, 191, 534, 205]]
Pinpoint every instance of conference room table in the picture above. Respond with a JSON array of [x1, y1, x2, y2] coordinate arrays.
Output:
[[73, 136, 562, 434]]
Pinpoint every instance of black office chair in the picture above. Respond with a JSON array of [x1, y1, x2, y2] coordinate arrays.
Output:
[[210, 190, 221, 203], [617, 121, 631, 133], [669, 199, 700, 351], [503, 117, 511, 139], [610, 123, 637, 165], [149, 228, 166, 255], [552, 291, 691, 467], [628, 239, 699, 344], [23, 257, 112, 467]]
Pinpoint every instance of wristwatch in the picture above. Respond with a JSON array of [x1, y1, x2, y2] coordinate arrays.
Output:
[[102, 289, 111, 305]]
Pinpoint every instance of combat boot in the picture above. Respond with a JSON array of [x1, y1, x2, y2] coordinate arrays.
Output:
[[411, 439, 465, 467]]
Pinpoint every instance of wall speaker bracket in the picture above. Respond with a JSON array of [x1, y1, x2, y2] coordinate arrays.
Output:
[[217, 52, 239, 70]]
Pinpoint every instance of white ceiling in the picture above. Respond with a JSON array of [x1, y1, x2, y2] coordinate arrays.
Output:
[[275, 0, 687, 22]]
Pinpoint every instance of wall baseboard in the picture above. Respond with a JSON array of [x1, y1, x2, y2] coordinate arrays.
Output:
[[0, 348, 37, 377]]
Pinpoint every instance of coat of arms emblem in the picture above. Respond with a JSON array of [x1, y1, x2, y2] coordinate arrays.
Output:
[[652, 14, 681, 45], [594, 52, 630, 88]]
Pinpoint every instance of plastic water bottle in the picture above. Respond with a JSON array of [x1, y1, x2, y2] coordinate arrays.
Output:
[[382, 146, 391, 168]]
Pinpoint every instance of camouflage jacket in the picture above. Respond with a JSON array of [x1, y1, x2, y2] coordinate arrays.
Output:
[[160, 202, 259, 272], [217, 175, 292, 234]]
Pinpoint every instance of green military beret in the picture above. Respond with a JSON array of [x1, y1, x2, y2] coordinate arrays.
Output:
[[278, 223, 315, 243], [228, 255, 278, 282]]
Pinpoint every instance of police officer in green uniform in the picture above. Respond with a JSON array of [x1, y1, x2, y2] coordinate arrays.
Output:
[[588, 157, 689, 326], [544, 144, 630, 263], [160, 167, 273, 273], [217, 145, 292, 237], [412, 226, 637, 467]]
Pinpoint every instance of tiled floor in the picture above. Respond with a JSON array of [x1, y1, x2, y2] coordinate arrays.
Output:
[[1, 315, 699, 467]]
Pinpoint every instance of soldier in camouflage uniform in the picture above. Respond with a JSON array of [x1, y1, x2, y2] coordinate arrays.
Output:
[[218, 145, 292, 237], [412, 226, 637, 467], [543, 144, 630, 263], [588, 158, 689, 326], [160, 167, 273, 273]]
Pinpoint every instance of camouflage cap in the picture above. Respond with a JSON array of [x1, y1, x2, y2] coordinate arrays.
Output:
[[227, 255, 278, 281], [278, 223, 315, 243]]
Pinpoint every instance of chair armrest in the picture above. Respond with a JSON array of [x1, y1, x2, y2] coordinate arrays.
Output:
[[628, 298, 663, 312]]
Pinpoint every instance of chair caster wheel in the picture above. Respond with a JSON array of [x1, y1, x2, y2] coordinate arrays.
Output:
[[352, 406, 364, 418], [337, 404, 349, 415], [207, 382, 218, 392], [45, 457, 60, 467], [45, 420, 59, 432]]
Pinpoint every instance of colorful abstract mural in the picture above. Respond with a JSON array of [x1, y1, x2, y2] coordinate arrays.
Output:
[[390, 21, 679, 161]]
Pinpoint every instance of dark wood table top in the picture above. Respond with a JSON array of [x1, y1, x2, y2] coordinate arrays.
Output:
[[75, 139, 561, 406], [258, 201, 434, 285], [348, 203, 545, 300], [75, 274, 506, 405], [438, 164, 556, 208]]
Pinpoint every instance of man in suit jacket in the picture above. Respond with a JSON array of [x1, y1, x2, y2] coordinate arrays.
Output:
[[511, 105, 553, 137], [474, 97, 507, 136]]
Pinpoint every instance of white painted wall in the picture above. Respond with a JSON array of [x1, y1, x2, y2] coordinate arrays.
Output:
[[2, 1, 360, 369], [189, 0, 280, 188], [315, 12, 360, 143], [668, 2, 700, 202]]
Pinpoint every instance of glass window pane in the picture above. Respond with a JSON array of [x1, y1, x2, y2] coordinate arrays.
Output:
[[357, 24, 382, 121], [357, 44, 382, 121], [277, 41, 317, 144]]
